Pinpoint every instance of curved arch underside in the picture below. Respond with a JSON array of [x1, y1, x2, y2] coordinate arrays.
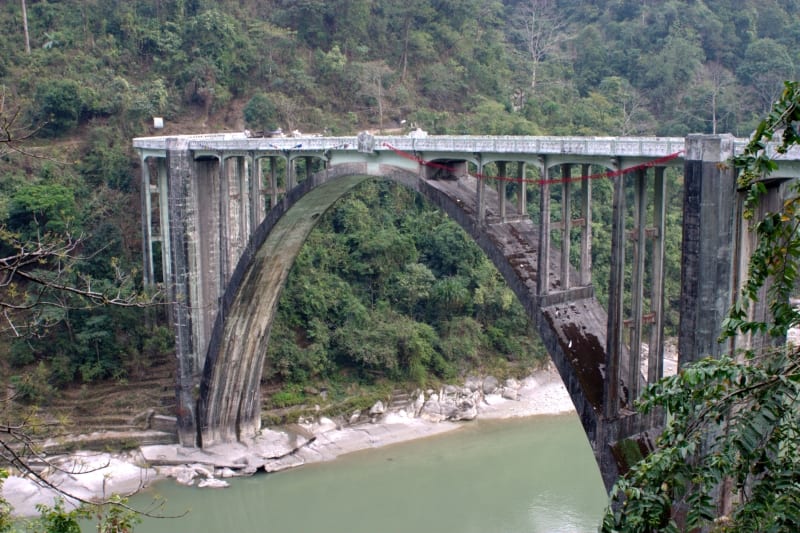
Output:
[[198, 162, 616, 481]]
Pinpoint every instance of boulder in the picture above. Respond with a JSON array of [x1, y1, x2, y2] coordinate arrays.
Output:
[[465, 376, 483, 392], [175, 468, 196, 486], [191, 464, 215, 479], [198, 478, 229, 489], [411, 391, 425, 417], [501, 387, 519, 401], [482, 376, 500, 394], [443, 384, 460, 395], [217, 467, 238, 478], [369, 400, 385, 415], [420, 393, 447, 422], [449, 399, 478, 421]]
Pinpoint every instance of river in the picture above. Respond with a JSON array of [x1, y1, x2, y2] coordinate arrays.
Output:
[[129, 413, 608, 533]]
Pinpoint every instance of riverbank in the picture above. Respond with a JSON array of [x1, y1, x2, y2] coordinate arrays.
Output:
[[3, 366, 575, 516]]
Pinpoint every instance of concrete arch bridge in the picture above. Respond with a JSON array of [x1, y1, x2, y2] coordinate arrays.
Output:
[[133, 133, 800, 490]]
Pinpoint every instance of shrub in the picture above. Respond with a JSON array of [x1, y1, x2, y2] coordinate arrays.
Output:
[[33, 79, 85, 136], [243, 92, 278, 131]]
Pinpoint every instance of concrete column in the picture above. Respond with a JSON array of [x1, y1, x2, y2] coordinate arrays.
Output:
[[286, 155, 296, 190], [580, 164, 592, 286], [248, 153, 261, 238], [165, 138, 198, 446], [193, 157, 222, 377], [238, 155, 250, 245], [497, 161, 507, 221], [269, 157, 279, 208], [605, 159, 625, 417], [140, 156, 155, 287], [156, 158, 174, 325], [560, 164, 571, 290], [648, 167, 666, 382], [679, 134, 737, 367], [517, 162, 527, 216], [477, 156, 486, 224], [736, 181, 786, 354], [305, 156, 313, 182], [629, 168, 647, 400], [537, 159, 551, 295], [218, 156, 231, 286]]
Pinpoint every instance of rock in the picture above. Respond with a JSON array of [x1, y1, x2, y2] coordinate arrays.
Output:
[[504, 378, 520, 389], [175, 468, 196, 486], [2, 476, 76, 517], [502, 387, 519, 401], [482, 376, 500, 394], [443, 384, 460, 395], [438, 398, 459, 419], [369, 401, 385, 415], [44, 452, 158, 501], [191, 464, 215, 478], [383, 412, 409, 424], [314, 417, 338, 434], [449, 399, 478, 421], [349, 410, 362, 425], [465, 376, 483, 392], [412, 391, 425, 417], [217, 467, 238, 478], [197, 478, 229, 489], [420, 394, 446, 422], [483, 393, 504, 406], [420, 411, 446, 423]]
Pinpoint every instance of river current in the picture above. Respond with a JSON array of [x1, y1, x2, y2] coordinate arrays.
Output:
[[128, 413, 607, 533]]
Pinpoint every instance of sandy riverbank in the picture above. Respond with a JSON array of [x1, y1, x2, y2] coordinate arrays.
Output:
[[3, 366, 575, 516]]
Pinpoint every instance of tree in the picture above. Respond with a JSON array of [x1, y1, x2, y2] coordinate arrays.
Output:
[[601, 81, 800, 532], [243, 92, 278, 132], [738, 38, 796, 114], [0, 103, 163, 528], [512, 0, 571, 93], [34, 79, 85, 137], [357, 61, 394, 133], [0, 88, 41, 157], [20, 0, 31, 55]]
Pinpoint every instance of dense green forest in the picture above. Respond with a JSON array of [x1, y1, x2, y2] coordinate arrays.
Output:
[[1, 0, 797, 402]]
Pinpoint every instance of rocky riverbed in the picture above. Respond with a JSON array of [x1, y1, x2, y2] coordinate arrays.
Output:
[[4, 366, 576, 516]]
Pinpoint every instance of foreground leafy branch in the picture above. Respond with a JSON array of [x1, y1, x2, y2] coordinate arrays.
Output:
[[0, 228, 162, 337], [602, 81, 800, 532]]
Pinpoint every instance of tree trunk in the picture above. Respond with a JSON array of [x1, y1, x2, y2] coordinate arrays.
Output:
[[21, 0, 31, 54]]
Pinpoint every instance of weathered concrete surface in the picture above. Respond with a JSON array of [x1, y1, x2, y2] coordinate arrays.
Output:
[[679, 135, 738, 366], [198, 166, 374, 446]]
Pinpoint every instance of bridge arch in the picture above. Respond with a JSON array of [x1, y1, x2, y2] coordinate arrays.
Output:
[[135, 133, 777, 492], [196, 160, 614, 483]]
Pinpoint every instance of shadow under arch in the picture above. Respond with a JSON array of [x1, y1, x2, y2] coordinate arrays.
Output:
[[197, 161, 613, 485]]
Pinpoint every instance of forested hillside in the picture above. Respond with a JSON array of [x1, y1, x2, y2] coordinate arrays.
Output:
[[1, 0, 797, 406]]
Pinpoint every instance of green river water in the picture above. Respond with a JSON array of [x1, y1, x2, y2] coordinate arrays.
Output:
[[129, 413, 607, 533]]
